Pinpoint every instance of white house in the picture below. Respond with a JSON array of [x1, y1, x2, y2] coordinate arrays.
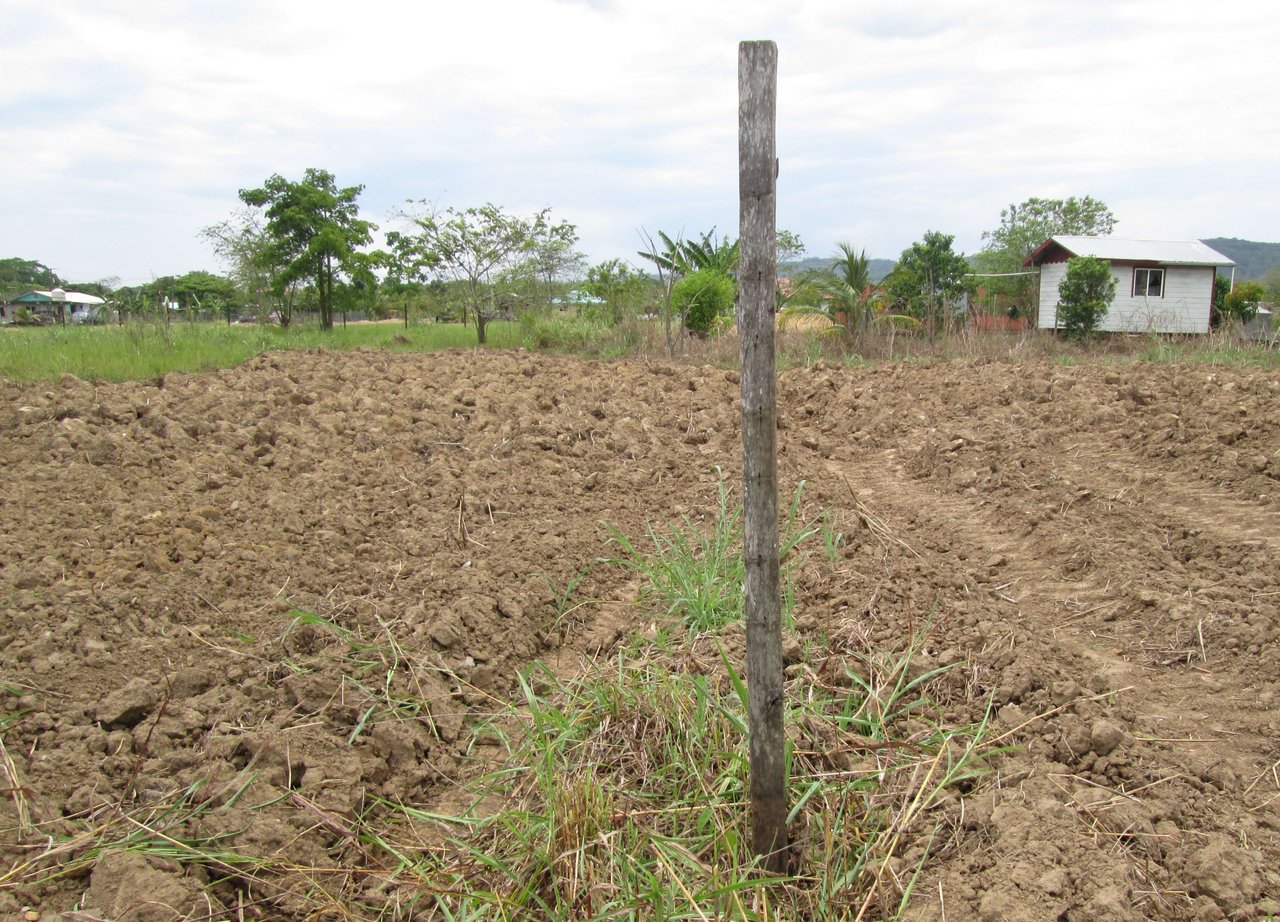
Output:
[[1025, 236, 1235, 334], [0, 289, 108, 324]]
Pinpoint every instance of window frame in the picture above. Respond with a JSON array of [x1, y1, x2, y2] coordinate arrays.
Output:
[[1133, 267, 1165, 298]]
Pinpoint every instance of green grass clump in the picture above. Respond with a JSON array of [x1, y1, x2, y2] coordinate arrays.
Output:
[[603, 472, 819, 633], [516, 311, 645, 358], [391, 630, 995, 920]]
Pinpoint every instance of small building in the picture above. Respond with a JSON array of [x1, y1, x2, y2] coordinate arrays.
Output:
[[1, 289, 108, 324], [549, 290, 606, 309], [1024, 236, 1235, 334]]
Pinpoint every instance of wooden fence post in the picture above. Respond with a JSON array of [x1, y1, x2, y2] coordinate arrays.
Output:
[[738, 39, 788, 873]]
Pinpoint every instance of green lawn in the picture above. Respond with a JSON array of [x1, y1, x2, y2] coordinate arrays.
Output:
[[0, 320, 523, 382]]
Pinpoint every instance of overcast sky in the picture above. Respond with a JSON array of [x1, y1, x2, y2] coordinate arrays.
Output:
[[3, 0, 1277, 286]]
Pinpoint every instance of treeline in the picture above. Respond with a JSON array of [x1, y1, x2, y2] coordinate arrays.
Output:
[[8, 173, 1278, 345]]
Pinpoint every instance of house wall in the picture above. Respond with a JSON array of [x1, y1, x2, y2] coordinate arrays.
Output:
[[1037, 263, 1214, 334]]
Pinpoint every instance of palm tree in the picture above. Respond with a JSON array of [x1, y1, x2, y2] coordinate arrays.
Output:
[[806, 243, 876, 335]]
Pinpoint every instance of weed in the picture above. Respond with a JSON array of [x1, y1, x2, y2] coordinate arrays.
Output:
[[819, 510, 846, 564], [537, 568, 597, 641], [603, 470, 821, 634], [387, 630, 999, 920]]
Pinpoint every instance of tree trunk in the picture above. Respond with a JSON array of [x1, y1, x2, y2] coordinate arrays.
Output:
[[738, 39, 788, 875], [319, 255, 334, 331]]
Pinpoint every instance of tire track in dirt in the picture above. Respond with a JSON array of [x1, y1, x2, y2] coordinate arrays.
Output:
[[824, 443, 1280, 921]]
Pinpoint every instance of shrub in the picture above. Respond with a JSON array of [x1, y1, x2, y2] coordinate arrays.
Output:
[[1220, 281, 1265, 327], [1057, 256, 1116, 338], [672, 269, 736, 337]]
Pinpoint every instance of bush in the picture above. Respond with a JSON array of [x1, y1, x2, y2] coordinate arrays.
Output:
[[672, 269, 736, 337], [1057, 256, 1116, 338], [1220, 281, 1264, 327]]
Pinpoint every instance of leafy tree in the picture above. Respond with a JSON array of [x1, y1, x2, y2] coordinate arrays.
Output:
[[1260, 267, 1280, 305], [583, 258, 646, 324], [672, 268, 735, 337], [977, 196, 1117, 319], [1220, 281, 1265, 326], [0, 258, 64, 297], [775, 229, 805, 267], [681, 230, 739, 275], [982, 196, 1116, 264], [1057, 256, 1116, 338], [638, 229, 686, 357], [200, 208, 293, 324], [388, 203, 551, 344], [238, 169, 375, 331], [886, 231, 973, 338], [171, 270, 238, 324], [75, 279, 120, 299], [640, 229, 739, 278], [636, 228, 746, 354], [1211, 275, 1232, 328], [523, 220, 584, 306]]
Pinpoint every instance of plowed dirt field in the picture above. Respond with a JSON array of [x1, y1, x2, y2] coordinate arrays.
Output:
[[2, 349, 1278, 920]]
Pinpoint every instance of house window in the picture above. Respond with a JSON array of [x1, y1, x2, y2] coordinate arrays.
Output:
[[1134, 268, 1164, 298]]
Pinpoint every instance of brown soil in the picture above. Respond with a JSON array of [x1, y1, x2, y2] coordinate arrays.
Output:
[[2, 349, 1278, 920]]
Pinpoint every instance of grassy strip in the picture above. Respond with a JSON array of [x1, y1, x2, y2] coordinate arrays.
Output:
[[4, 316, 1278, 383], [0, 320, 523, 382]]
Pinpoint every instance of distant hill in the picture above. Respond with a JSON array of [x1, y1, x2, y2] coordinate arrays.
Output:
[[1200, 238, 1280, 281], [781, 256, 897, 283]]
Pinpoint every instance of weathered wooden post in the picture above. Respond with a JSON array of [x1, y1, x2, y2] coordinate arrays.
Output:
[[738, 39, 788, 873]]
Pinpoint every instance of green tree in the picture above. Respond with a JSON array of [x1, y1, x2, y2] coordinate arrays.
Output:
[[388, 203, 551, 344], [640, 229, 740, 278], [804, 243, 876, 335], [638, 229, 687, 357], [982, 196, 1116, 265], [681, 230, 739, 275], [775, 229, 805, 267], [1212, 275, 1232, 326], [171, 270, 238, 324], [583, 258, 646, 324], [637, 228, 745, 354], [201, 208, 294, 325], [886, 231, 973, 338], [1057, 256, 1117, 338], [977, 196, 1117, 319], [523, 220, 584, 307], [1259, 267, 1280, 305], [0, 258, 64, 298], [1221, 281, 1265, 326], [672, 268, 736, 337], [238, 169, 375, 331]]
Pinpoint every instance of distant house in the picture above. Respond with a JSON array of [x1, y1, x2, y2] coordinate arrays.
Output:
[[0, 289, 107, 324], [549, 290, 606, 308], [1024, 236, 1235, 334]]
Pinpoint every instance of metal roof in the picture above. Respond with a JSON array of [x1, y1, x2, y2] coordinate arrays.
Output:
[[1030, 236, 1235, 267], [15, 289, 107, 305]]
